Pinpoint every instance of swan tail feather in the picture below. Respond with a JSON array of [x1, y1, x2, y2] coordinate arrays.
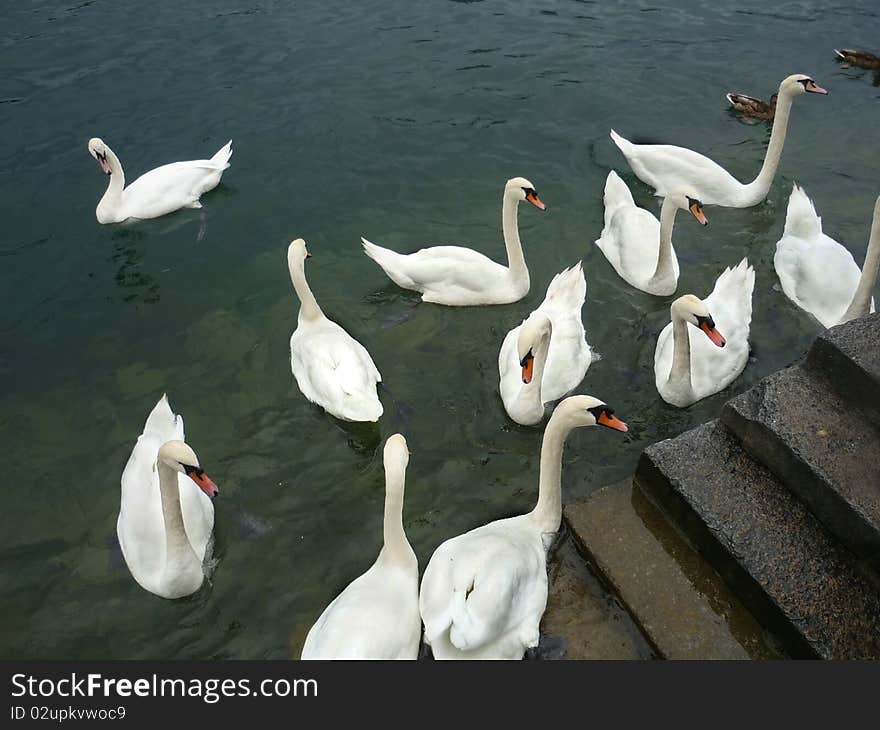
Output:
[[210, 140, 233, 170], [784, 183, 822, 239], [609, 129, 633, 157], [601, 170, 636, 229], [361, 237, 417, 289], [544, 262, 586, 310], [709, 258, 755, 326]]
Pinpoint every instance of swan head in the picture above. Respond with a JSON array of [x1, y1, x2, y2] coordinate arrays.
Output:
[[553, 395, 628, 432], [671, 294, 726, 347], [384, 433, 410, 472], [157, 440, 219, 498], [87, 137, 112, 175], [667, 188, 708, 225], [781, 74, 828, 96], [517, 313, 552, 384], [287, 238, 313, 265], [506, 177, 546, 211]]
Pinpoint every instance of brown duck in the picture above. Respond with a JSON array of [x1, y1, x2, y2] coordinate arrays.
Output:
[[835, 48, 880, 69], [725, 92, 777, 120]]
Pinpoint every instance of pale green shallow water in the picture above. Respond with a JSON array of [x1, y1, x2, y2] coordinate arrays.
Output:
[[1, 1, 878, 658]]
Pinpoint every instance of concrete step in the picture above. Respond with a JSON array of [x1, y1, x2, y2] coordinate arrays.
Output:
[[722, 364, 880, 573], [564, 480, 778, 659], [806, 313, 880, 424], [635, 419, 880, 659]]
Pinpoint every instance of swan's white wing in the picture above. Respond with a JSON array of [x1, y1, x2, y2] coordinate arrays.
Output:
[[302, 562, 420, 660], [121, 157, 227, 220], [611, 131, 744, 205], [118, 395, 185, 582], [536, 264, 592, 399], [291, 320, 382, 422], [419, 516, 547, 659], [691, 259, 755, 398]]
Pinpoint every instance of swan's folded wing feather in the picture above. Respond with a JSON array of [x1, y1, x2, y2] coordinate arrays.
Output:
[[179, 475, 214, 563], [118, 432, 166, 580]]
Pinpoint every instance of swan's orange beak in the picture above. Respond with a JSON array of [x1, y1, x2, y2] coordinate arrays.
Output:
[[598, 411, 628, 432], [526, 191, 546, 211], [521, 352, 535, 384], [186, 468, 219, 498], [700, 321, 726, 347], [689, 201, 708, 226], [806, 81, 828, 95]]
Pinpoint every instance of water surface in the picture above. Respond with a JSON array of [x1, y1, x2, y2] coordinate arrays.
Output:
[[1, 0, 878, 658]]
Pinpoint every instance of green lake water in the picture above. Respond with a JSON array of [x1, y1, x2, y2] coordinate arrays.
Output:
[[1, 0, 878, 658]]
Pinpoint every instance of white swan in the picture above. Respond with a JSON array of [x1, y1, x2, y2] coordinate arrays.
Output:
[[595, 171, 708, 296], [360, 177, 546, 306], [654, 260, 755, 407], [498, 264, 592, 425], [87, 137, 232, 224], [610, 74, 827, 207], [117, 395, 218, 600], [419, 395, 628, 659], [301, 435, 420, 660], [774, 185, 878, 328], [288, 239, 383, 422]]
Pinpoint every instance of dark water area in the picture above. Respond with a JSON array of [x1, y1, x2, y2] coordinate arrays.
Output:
[[1, 0, 877, 658]]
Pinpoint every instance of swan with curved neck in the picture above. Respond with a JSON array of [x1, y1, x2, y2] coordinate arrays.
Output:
[[498, 261, 592, 424], [87, 137, 232, 224], [302, 434, 420, 659], [596, 170, 708, 295], [117, 395, 218, 600], [655, 260, 755, 407], [775, 186, 879, 327], [610, 74, 827, 207], [361, 177, 546, 306], [287, 239, 383, 422], [419, 395, 627, 659]]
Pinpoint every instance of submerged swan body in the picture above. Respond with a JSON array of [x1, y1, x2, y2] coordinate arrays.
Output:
[[288, 239, 383, 422], [595, 171, 707, 295], [419, 396, 628, 660], [302, 435, 420, 660], [117, 395, 219, 599], [361, 177, 546, 306], [774, 185, 878, 328], [498, 264, 592, 425], [654, 260, 755, 407], [88, 138, 232, 224], [610, 74, 827, 207]]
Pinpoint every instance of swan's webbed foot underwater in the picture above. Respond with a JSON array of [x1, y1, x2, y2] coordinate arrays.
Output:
[[196, 210, 207, 242], [524, 634, 568, 660]]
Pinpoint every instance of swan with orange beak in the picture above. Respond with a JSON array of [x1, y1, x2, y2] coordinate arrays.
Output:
[[362, 177, 547, 306], [117, 395, 219, 599], [654, 260, 755, 407]]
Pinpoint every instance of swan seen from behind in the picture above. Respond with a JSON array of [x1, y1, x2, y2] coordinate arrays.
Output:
[[361, 177, 546, 306], [88, 137, 232, 224], [498, 263, 592, 425], [774, 185, 878, 328], [595, 171, 708, 296], [419, 396, 628, 660], [288, 239, 383, 422], [117, 395, 219, 600], [654, 260, 755, 407], [301, 434, 420, 660], [610, 74, 827, 207]]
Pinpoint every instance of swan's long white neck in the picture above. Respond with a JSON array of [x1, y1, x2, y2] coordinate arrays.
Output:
[[667, 315, 694, 399], [742, 84, 795, 204], [531, 410, 580, 534], [157, 460, 198, 570], [288, 256, 323, 323], [379, 460, 413, 565], [98, 146, 125, 215], [518, 325, 552, 416], [502, 192, 529, 285], [841, 196, 880, 323], [651, 197, 679, 282]]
